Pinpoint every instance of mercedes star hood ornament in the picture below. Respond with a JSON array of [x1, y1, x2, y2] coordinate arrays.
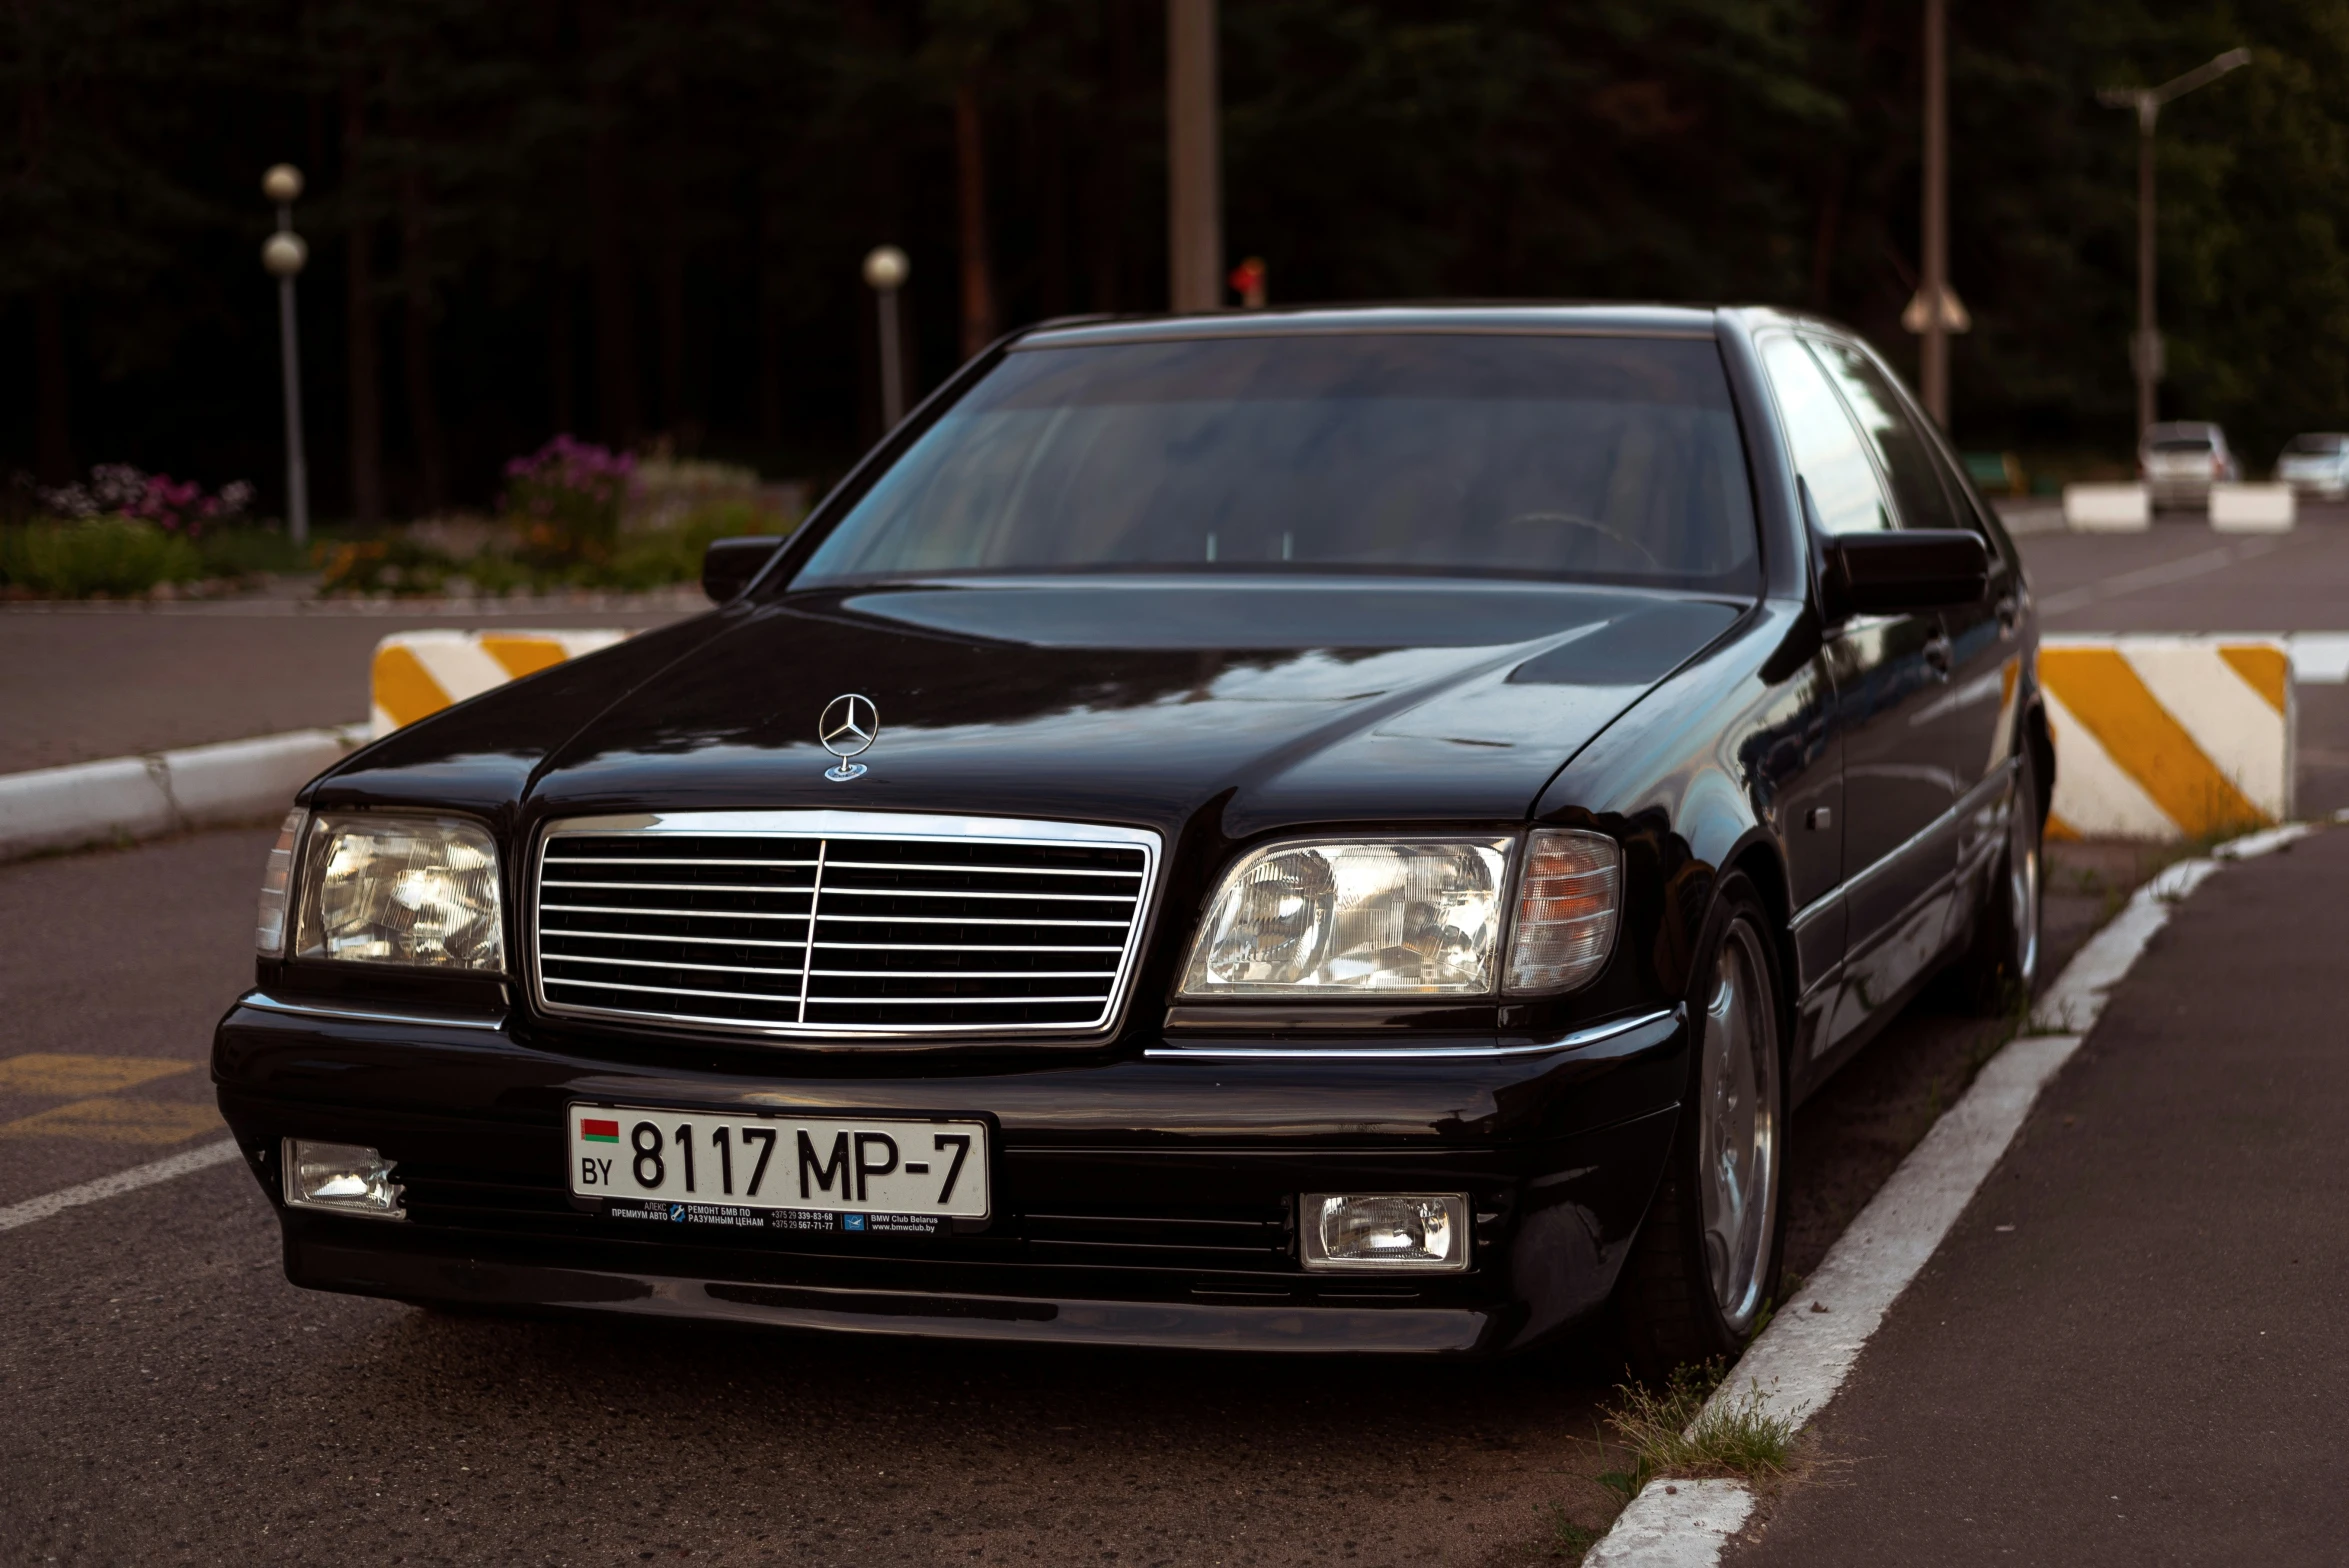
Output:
[[819, 693, 879, 780]]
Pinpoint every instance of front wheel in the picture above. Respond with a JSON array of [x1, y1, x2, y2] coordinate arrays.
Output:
[[1615, 874, 1787, 1376]]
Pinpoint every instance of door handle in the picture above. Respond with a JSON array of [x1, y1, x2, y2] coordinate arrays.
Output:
[[1924, 631, 1953, 677]]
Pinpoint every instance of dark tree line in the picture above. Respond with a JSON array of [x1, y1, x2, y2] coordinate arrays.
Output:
[[7, 0, 2349, 519]]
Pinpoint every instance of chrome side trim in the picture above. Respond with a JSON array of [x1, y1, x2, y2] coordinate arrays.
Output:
[[238, 991, 507, 1032], [1786, 755, 2017, 934], [1144, 1006, 1680, 1061]]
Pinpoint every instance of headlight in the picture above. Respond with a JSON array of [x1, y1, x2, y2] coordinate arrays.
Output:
[[293, 812, 505, 970], [1503, 829, 1621, 994], [1179, 839, 1510, 995]]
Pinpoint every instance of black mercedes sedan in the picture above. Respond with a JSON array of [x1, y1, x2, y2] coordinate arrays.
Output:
[[214, 305, 2047, 1368]]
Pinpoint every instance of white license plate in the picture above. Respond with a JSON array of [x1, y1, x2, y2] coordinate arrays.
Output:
[[567, 1104, 989, 1224]]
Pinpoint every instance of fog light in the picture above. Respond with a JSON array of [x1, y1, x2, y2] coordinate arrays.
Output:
[[282, 1139, 405, 1220], [1301, 1193, 1470, 1271]]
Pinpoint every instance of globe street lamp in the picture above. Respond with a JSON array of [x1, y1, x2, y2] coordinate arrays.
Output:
[[262, 163, 312, 545], [863, 245, 910, 431]]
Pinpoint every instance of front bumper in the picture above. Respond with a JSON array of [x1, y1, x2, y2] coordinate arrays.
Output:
[[214, 996, 1686, 1355]]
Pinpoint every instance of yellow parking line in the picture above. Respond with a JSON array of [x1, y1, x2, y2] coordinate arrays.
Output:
[[0, 1097, 224, 1144], [0, 1054, 197, 1097]]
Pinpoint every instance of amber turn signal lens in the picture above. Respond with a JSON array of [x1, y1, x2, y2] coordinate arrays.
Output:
[[1505, 829, 1620, 994]]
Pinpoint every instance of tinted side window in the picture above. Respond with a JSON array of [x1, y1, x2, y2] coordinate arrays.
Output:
[[1761, 334, 1892, 536], [1805, 337, 1962, 533]]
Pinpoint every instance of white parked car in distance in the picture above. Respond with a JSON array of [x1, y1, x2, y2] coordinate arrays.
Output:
[[2276, 433, 2349, 498], [2140, 421, 2240, 508]]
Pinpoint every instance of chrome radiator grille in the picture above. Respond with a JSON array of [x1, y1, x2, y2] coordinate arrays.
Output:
[[532, 811, 1158, 1038]]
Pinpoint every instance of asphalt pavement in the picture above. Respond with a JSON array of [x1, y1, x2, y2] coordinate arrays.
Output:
[[1727, 823, 2349, 1566], [2014, 503, 2349, 633]]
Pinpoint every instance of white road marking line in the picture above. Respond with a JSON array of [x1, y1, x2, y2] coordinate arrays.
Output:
[[1582, 825, 2300, 1564], [2035, 540, 2282, 616], [0, 1138, 240, 1233], [2287, 633, 2349, 683]]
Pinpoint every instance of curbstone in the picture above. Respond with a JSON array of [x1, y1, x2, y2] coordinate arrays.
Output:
[[1583, 1481, 1756, 1567], [0, 724, 366, 864]]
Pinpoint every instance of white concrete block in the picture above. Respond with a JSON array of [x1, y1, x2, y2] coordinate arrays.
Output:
[[2063, 482, 2150, 532], [2209, 481, 2295, 532]]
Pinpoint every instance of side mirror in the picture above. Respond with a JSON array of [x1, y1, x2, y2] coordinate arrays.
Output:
[[701, 536, 785, 603], [1827, 529, 1989, 617]]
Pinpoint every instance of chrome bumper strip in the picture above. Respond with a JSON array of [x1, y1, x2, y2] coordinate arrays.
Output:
[[238, 991, 508, 1032], [1143, 1006, 1680, 1061]]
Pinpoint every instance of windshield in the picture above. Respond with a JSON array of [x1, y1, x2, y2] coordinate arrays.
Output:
[[2284, 434, 2346, 454], [793, 333, 1760, 592]]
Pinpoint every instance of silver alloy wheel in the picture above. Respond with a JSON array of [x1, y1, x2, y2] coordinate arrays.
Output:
[[2009, 786, 2042, 988], [1697, 918, 1780, 1332]]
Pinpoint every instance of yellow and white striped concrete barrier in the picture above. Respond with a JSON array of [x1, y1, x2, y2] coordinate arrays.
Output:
[[371, 629, 631, 738], [2040, 635, 2292, 841]]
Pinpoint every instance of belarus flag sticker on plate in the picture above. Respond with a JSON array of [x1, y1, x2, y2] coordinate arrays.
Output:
[[566, 1103, 990, 1219]]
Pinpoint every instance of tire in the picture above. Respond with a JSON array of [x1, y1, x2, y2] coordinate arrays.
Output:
[[1952, 743, 2044, 1016], [1615, 873, 1788, 1377]]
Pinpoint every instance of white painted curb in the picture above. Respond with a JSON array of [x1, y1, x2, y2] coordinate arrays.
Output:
[[0, 723, 368, 863], [1579, 820, 2314, 1564], [1584, 1481, 1754, 1567]]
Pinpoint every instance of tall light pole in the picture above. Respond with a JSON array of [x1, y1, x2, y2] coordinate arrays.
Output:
[[1166, 0, 1222, 312], [1920, 0, 1950, 426], [863, 245, 910, 431], [261, 163, 312, 546], [2098, 49, 2251, 438]]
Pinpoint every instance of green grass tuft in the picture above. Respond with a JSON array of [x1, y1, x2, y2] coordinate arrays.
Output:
[[1608, 1361, 1795, 1482]]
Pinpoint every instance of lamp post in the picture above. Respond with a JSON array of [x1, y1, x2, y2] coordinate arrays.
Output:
[[2098, 49, 2252, 438], [261, 163, 311, 546], [863, 245, 910, 431], [1166, 0, 1222, 312], [1919, 0, 1950, 425]]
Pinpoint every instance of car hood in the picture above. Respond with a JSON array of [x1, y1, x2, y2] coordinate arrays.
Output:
[[498, 579, 1744, 837]]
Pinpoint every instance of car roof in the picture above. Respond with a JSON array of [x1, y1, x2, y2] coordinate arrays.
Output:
[[1017, 303, 1730, 348]]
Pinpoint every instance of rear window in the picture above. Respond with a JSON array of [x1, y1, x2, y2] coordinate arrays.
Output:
[[793, 334, 1761, 593], [2149, 436, 2214, 453]]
